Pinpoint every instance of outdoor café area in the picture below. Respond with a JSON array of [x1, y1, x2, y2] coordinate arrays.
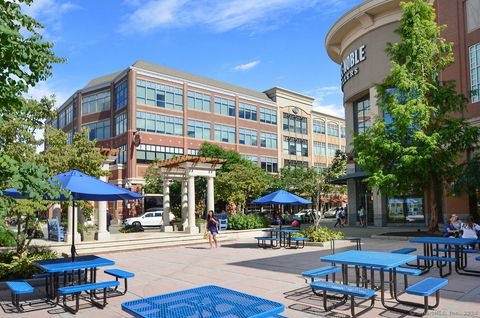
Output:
[[1, 233, 479, 317]]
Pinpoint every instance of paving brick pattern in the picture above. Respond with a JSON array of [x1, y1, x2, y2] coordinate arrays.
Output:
[[1, 237, 479, 317]]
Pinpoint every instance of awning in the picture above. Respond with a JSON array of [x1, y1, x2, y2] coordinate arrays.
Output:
[[331, 171, 369, 185]]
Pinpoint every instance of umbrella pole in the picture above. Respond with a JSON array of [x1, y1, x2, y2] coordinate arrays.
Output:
[[71, 200, 76, 261]]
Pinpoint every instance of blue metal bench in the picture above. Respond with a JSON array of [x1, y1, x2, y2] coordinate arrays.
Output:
[[47, 218, 64, 242], [104, 269, 134, 295], [391, 247, 417, 254], [417, 255, 455, 277], [302, 265, 341, 283], [477, 256, 480, 261], [57, 281, 120, 314], [401, 277, 448, 317], [217, 213, 228, 231], [310, 280, 375, 317], [6, 281, 34, 311], [290, 237, 307, 249], [255, 237, 279, 249]]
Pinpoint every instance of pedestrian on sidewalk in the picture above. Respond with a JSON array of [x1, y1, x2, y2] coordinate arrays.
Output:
[[358, 206, 366, 227], [106, 210, 112, 232], [207, 210, 219, 248], [339, 207, 346, 226], [334, 207, 343, 228]]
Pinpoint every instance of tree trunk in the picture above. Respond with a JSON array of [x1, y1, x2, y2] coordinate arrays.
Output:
[[428, 176, 443, 232]]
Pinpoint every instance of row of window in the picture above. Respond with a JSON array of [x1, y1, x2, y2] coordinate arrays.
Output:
[[136, 144, 184, 163], [58, 103, 74, 129], [136, 79, 184, 111], [313, 120, 345, 137], [239, 102, 257, 121], [471, 42, 480, 103], [188, 91, 211, 112], [83, 119, 110, 141], [115, 81, 128, 110], [137, 111, 184, 136], [283, 137, 309, 157], [283, 113, 308, 134], [115, 112, 127, 136], [82, 91, 110, 114]]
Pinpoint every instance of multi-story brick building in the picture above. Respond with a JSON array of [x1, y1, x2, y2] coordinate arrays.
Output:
[[325, 0, 480, 226], [49, 61, 345, 220]]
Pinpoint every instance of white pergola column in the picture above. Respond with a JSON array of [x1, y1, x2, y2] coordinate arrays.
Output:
[[66, 205, 81, 243], [185, 175, 199, 234], [207, 176, 215, 213], [162, 179, 173, 232], [97, 162, 112, 240], [181, 179, 188, 229]]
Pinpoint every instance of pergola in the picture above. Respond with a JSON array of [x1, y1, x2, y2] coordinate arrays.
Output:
[[156, 156, 225, 234]]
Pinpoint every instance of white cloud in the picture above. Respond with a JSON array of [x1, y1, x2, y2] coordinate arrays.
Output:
[[22, 0, 79, 31], [233, 60, 260, 71], [306, 86, 345, 118], [121, 0, 322, 33]]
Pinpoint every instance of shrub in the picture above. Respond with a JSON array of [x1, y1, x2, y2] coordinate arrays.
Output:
[[119, 224, 144, 233], [292, 226, 345, 243], [228, 213, 269, 230], [0, 246, 57, 281], [0, 227, 15, 247]]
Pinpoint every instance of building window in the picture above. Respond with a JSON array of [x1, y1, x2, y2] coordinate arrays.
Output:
[[313, 120, 325, 134], [284, 159, 308, 168], [327, 143, 339, 157], [387, 197, 424, 223], [260, 132, 277, 149], [115, 81, 128, 110], [283, 137, 308, 156], [314, 162, 327, 172], [214, 124, 235, 143], [115, 112, 127, 136], [136, 111, 183, 136], [328, 123, 339, 137], [261, 157, 278, 173], [470, 43, 480, 103], [188, 91, 211, 112], [188, 149, 199, 156], [260, 108, 277, 125], [66, 131, 73, 145], [136, 144, 183, 164], [188, 120, 211, 140], [340, 126, 346, 138], [116, 145, 127, 164], [239, 102, 257, 121], [136, 79, 183, 111], [354, 96, 371, 134], [214, 97, 235, 117], [467, 0, 480, 32], [340, 145, 346, 152], [239, 128, 257, 146], [283, 113, 307, 134], [58, 109, 66, 129], [313, 141, 326, 156], [82, 91, 110, 114], [83, 119, 110, 141], [242, 155, 258, 165]]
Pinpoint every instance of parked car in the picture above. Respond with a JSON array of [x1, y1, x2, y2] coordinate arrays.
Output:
[[293, 209, 320, 223], [323, 207, 338, 218], [123, 208, 175, 227]]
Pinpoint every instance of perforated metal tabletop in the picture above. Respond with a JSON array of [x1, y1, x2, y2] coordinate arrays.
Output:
[[121, 285, 284, 318]]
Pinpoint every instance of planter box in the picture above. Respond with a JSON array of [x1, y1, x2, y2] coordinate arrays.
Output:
[[81, 231, 95, 241]]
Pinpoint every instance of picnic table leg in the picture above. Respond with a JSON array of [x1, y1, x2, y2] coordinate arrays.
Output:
[[455, 246, 480, 276]]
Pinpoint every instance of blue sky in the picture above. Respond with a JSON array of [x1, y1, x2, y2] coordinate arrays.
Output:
[[25, 0, 363, 118]]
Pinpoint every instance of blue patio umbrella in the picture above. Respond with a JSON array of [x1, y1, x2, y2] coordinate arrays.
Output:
[[252, 189, 312, 205], [3, 169, 143, 261]]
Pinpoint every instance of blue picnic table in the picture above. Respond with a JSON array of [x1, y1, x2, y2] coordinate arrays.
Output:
[[410, 236, 480, 276], [34, 255, 115, 298], [121, 285, 285, 318], [263, 229, 299, 248], [320, 250, 418, 315]]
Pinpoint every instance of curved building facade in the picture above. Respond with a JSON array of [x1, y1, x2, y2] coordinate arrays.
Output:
[[326, 0, 480, 226]]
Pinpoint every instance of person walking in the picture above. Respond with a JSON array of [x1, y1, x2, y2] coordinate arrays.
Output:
[[207, 210, 219, 248], [358, 206, 366, 227], [334, 207, 343, 228], [339, 207, 346, 226], [106, 210, 112, 232]]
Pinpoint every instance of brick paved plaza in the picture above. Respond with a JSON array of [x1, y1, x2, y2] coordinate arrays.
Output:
[[1, 235, 479, 318]]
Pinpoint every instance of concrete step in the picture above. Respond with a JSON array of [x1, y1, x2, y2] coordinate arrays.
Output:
[[52, 234, 233, 255]]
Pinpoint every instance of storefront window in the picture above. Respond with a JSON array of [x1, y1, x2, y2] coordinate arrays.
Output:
[[387, 197, 424, 223], [353, 96, 371, 134]]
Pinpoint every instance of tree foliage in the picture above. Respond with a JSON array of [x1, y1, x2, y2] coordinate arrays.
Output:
[[215, 163, 272, 213], [353, 0, 480, 229]]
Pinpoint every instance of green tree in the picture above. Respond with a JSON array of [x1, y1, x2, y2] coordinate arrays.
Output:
[[40, 126, 106, 177], [215, 163, 272, 213], [197, 142, 251, 172], [353, 0, 480, 230]]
